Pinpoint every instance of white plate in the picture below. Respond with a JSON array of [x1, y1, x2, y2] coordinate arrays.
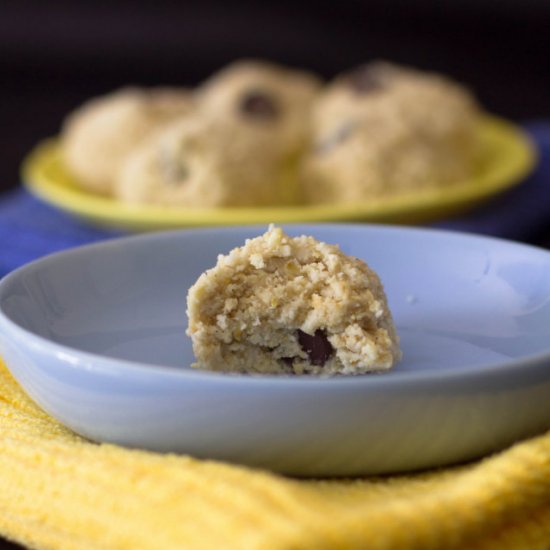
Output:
[[1, 225, 550, 476]]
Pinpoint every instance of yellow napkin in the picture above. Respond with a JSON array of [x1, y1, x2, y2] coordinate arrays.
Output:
[[1, 360, 549, 550]]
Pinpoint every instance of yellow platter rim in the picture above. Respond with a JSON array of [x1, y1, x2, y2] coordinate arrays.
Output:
[[21, 115, 536, 231]]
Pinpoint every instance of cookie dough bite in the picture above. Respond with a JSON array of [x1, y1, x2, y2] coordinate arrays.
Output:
[[61, 87, 194, 195], [186, 226, 401, 376], [302, 61, 481, 203], [196, 60, 322, 203], [198, 60, 322, 155], [115, 114, 300, 207]]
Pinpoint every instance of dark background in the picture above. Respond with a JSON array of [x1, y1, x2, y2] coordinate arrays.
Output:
[[0, 1, 549, 548], [1, 0, 549, 195]]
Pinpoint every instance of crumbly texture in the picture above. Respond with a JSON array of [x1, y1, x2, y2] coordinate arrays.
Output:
[[116, 61, 322, 207], [186, 226, 401, 376], [302, 61, 482, 203], [61, 87, 194, 195]]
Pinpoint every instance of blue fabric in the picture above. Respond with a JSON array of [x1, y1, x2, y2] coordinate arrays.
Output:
[[433, 122, 550, 238], [0, 122, 549, 278]]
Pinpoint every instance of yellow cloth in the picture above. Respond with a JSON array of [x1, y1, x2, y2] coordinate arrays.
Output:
[[1, 360, 549, 550]]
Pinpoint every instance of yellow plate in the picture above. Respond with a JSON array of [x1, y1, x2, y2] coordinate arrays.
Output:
[[21, 116, 536, 231]]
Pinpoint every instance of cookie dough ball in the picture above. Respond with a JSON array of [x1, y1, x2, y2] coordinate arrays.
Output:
[[302, 62, 481, 203], [115, 114, 299, 207], [197, 59, 322, 163], [198, 60, 321, 202], [186, 226, 401, 375], [61, 87, 194, 195]]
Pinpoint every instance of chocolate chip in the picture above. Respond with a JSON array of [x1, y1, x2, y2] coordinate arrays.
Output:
[[239, 90, 279, 119], [281, 357, 295, 367], [346, 64, 386, 94], [315, 121, 357, 154], [297, 329, 334, 366], [159, 147, 188, 185], [164, 162, 188, 184]]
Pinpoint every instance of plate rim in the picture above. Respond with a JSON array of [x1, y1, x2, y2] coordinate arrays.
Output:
[[20, 115, 537, 229]]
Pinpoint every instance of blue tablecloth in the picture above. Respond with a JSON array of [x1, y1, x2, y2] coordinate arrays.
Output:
[[1, 121, 549, 278]]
